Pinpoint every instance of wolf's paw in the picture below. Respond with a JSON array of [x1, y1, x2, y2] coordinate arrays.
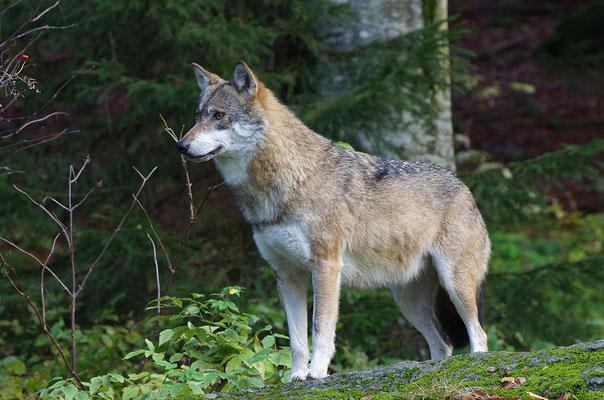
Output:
[[305, 369, 328, 380], [290, 369, 312, 381]]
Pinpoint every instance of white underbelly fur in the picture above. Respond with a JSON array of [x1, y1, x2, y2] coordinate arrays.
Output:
[[255, 222, 425, 289], [340, 248, 424, 290]]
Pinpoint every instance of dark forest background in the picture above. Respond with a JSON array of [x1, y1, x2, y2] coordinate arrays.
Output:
[[0, 0, 602, 398]]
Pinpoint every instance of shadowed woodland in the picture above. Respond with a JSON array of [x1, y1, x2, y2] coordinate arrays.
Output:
[[0, 0, 602, 399]]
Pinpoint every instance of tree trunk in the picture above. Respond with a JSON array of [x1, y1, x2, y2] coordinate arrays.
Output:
[[319, 0, 456, 171]]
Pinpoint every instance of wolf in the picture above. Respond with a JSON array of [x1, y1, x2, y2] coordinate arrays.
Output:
[[176, 61, 490, 381]]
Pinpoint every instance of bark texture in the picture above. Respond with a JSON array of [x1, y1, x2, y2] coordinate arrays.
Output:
[[318, 0, 456, 170]]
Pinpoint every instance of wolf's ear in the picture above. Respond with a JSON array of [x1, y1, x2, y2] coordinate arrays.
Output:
[[192, 63, 220, 92], [233, 61, 258, 99]]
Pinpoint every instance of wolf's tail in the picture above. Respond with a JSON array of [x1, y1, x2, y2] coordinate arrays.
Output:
[[435, 283, 484, 348]]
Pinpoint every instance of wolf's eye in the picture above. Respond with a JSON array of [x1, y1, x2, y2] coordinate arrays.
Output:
[[214, 112, 224, 120]]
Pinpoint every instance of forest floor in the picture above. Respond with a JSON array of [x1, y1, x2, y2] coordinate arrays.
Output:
[[194, 341, 604, 400], [451, 1, 603, 212]]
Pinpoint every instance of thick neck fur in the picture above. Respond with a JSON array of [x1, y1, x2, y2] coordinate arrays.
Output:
[[215, 85, 331, 224]]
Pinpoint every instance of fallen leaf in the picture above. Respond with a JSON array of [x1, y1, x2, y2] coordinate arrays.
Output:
[[516, 377, 526, 385], [464, 390, 521, 400], [527, 392, 548, 400], [555, 394, 570, 400], [486, 366, 498, 372], [359, 396, 372, 400], [501, 377, 516, 383]]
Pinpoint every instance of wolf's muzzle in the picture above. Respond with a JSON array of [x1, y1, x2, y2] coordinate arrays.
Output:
[[176, 140, 189, 154]]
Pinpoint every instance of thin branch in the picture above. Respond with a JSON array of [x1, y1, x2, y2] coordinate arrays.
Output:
[[67, 162, 77, 371], [0, 112, 69, 139], [132, 195, 171, 268], [10, 24, 77, 43], [0, 166, 24, 175], [0, 28, 43, 53], [36, 75, 75, 115], [75, 166, 158, 296], [70, 155, 91, 183], [31, 0, 60, 22], [147, 234, 161, 315], [0, 5, 32, 49], [44, 233, 61, 266], [73, 181, 102, 210], [162, 178, 223, 301], [0, 0, 23, 19], [3, 255, 26, 297], [139, 175, 222, 374], [43, 195, 69, 211], [159, 114, 178, 142], [0, 128, 80, 152], [0, 237, 70, 294], [13, 184, 70, 244], [0, 256, 84, 388], [0, 97, 18, 115], [181, 155, 195, 225], [41, 233, 61, 325]]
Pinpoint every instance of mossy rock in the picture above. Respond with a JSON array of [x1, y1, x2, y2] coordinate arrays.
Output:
[[184, 341, 603, 400]]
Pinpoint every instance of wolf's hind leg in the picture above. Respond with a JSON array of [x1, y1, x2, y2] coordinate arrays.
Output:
[[432, 251, 488, 353], [389, 264, 453, 360], [275, 269, 311, 381]]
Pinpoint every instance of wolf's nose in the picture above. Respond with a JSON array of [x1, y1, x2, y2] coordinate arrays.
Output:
[[176, 140, 189, 154]]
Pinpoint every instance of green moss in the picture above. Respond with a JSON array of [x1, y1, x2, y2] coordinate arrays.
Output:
[[182, 344, 603, 400]]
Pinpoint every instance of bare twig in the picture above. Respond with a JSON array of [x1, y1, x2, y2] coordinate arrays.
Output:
[[147, 234, 161, 315], [75, 166, 158, 296], [0, 0, 22, 19], [132, 196, 171, 268], [0, 237, 70, 294], [136, 123, 222, 372], [163, 178, 223, 297], [1, 128, 80, 153], [0, 255, 84, 388], [43, 195, 69, 211], [31, 0, 60, 22], [66, 159, 91, 371], [12, 184, 70, 244], [181, 156, 195, 224], [0, 112, 68, 139], [70, 155, 91, 182], [0, 166, 24, 175], [36, 75, 75, 115], [72, 181, 102, 210], [41, 233, 61, 326], [9, 24, 77, 43]]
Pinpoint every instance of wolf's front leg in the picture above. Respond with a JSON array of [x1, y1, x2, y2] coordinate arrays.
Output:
[[308, 261, 341, 380], [275, 270, 310, 381]]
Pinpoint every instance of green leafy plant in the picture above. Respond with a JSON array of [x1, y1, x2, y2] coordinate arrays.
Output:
[[36, 287, 291, 399]]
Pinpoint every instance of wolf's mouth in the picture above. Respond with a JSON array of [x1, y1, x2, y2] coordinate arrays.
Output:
[[191, 146, 224, 161]]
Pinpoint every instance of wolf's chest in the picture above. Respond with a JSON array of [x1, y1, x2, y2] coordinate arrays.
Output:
[[253, 223, 312, 270]]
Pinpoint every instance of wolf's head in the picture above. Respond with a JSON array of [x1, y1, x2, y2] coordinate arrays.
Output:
[[176, 61, 268, 162]]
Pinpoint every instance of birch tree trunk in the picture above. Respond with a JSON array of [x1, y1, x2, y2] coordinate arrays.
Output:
[[320, 0, 456, 170]]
